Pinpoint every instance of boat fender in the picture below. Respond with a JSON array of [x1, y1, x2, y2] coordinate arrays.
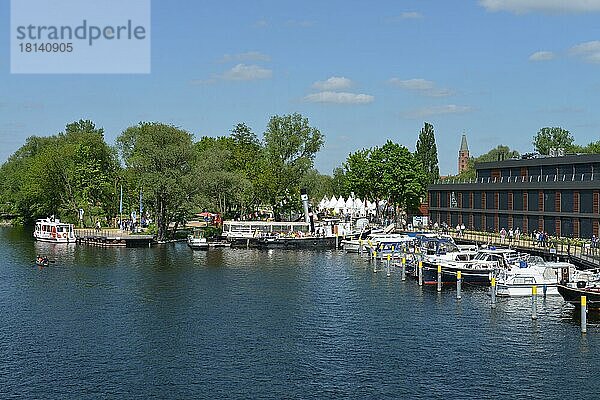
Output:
[[577, 281, 587, 289]]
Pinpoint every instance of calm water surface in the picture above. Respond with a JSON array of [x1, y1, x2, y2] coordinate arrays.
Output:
[[1, 226, 599, 399]]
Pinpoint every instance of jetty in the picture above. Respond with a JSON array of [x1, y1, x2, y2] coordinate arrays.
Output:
[[75, 228, 155, 247]]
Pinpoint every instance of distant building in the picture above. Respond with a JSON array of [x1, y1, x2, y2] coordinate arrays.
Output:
[[458, 134, 469, 174], [428, 154, 600, 238]]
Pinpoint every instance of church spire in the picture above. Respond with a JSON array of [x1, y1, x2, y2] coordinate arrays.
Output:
[[460, 134, 469, 153]]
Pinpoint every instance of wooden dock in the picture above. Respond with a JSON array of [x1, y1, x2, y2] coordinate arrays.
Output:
[[75, 229, 155, 247]]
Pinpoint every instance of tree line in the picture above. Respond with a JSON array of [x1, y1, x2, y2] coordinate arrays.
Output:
[[0, 116, 439, 240]]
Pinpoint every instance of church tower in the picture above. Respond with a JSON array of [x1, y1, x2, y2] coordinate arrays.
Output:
[[458, 134, 469, 174]]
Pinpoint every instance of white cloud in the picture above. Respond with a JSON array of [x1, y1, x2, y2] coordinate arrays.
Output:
[[529, 51, 555, 61], [304, 91, 374, 104], [220, 64, 272, 81], [400, 11, 423, 19], [388, 78, 453, 97], [570, 41, 600, 63], [479, 0, 600, 14], [389, 78, 434, 90], [219, 51, 271, 63], [312, 76, 353, 91], [191, 64, 273, 84], [254, 19, 268, 28], [402, 104, 473, 118]]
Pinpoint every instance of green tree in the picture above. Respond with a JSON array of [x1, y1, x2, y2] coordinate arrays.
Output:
[[263, 113, 324, 218], [194, 136, 253, 217], [117, 122, 196, 241], [414, 122, 440, 185], [300, 169, 333, 208], [331, 167, 349, 198], [533, 127, 574, 155], [379, 141, 426, 214], [344, 148, 375, 203], [0, 121, 118, 224]]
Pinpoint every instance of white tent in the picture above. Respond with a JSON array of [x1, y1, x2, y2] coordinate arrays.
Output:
[[318, 196, 329, 210], [327, 196, 338, 209], [345, 197, 354, 211], [334, 196, 346, 212]]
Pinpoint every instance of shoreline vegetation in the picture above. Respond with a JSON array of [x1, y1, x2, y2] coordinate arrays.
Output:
[[2, 117, 598, 242], [0, 117, 440, 241]]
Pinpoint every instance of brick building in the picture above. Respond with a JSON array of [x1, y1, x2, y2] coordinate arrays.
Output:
[[428, 154, 600, 238]]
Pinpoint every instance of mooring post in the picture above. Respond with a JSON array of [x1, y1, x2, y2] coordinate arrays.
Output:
[[246, 238, 250, 249], [437, 264, 442, 292], [418, 260, 423, 286], [335, 233, 338, 250], [373, 251, 378, 273], [401, 257, 406, 281], [387, 254, 391, 277], [543, 284, 547, 299], [456, 270, 462, 300], [491, 277, 496, 309], [531, 285, 538, 320], [359, 239, 363, 256], [581, 295, 587, 334]]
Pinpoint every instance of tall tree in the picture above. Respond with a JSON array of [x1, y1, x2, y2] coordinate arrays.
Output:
[[0, 121, 118, 223], [263, 113, 324, 217], [414, 122, 440, 185], [117, 122, 196, 241], [379, 141, 426, 214], [533, 127, 574, 155]]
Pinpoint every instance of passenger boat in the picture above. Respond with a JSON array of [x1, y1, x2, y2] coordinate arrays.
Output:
[[255, 235, 337, 250], [421, 248, 528, 286], [557, 268, 600, 308], [495, 258, 570, 297], [187, 229, 209, 250], [33, 217, 75, 243]]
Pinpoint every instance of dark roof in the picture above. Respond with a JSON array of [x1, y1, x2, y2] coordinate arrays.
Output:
[[475, 153, 600, 170], [460, 135, 468, 152]]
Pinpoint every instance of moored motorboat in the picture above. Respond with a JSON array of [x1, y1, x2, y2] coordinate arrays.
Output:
[[495, 259, 570, 297], [187, 229, 209, 250], [421, 248, 527, 286], [557, 268, 600, 308]]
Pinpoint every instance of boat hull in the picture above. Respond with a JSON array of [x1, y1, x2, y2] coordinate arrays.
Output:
[[496, 283, 559, 297], [256, 237, 337, 250], [34, 236, 75, 243], [557, 285, 600, 308], [422, 262, 493, 285]]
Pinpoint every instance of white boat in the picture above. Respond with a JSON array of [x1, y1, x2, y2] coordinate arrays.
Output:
[[343, 233, 407, 254], [187, 229, 209, 250], [494, 255, 576, 296], [33, 217, 75, 243]]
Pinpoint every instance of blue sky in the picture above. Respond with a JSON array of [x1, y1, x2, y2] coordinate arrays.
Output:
[[2, 0, 600, 175]]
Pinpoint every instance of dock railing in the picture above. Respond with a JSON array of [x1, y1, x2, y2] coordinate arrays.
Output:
[[447, 230, 600, 267]]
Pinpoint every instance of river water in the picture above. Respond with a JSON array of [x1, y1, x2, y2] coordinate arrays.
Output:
[[1, 226, 599, 399]]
